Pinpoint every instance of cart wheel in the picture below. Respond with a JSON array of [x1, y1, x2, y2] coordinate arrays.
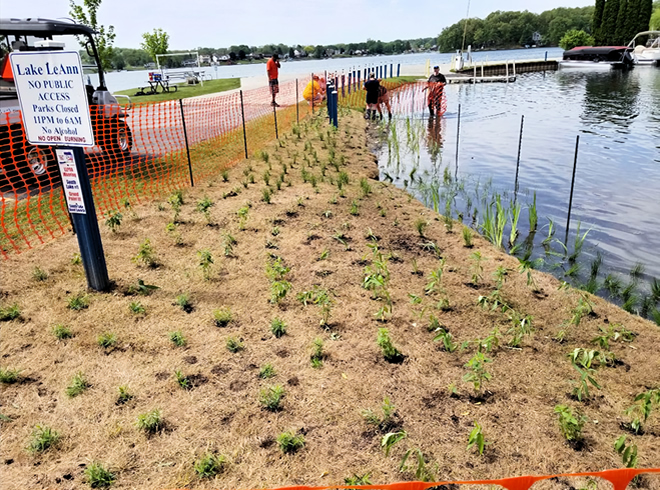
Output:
[[102, 120, 133, 158]]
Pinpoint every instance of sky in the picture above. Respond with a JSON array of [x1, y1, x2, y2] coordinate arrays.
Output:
[[1, 0, 595, 50]]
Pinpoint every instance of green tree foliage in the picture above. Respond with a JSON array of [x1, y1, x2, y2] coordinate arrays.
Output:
[[560, 29, 595, 50], [593, 0, 606, 41], [639, 0, 654, 32], [615, 0, 631, 44], [141, 28, 170, 63], [437, 7, 594, 51], [651, 7, 660, 29], [69, 0, 115, 71], [601, 0, 621, 44]]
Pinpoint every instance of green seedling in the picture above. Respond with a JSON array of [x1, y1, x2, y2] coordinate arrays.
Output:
[[133, 239, 158, 268], [174, 370, 191, 390], [554, 405, 587, 442], [196, 196, 214, 224], [194, 453, 226, 479], [361, 397, 397, 431], [262, 187, 272, 203], [433, 328, 457, 353], [259, 384, 284, 410], [197, 249, 214, 280], [226, 336, 244, 353], [105, 211, 123, 233], [377, 328, 404, 363], [614, 436, 638, 468], [0, 303, 21, 321], [136, 409, 163, 434], [270, 280, 292, 304], [212, 307, 233, 327], [52, 324, 73, 340], [570, 363, 601, 402], [223, 233, 237, 257], [277, 431, 305, 454], [310, 338, 325, 368], [467, 421, 487, 455], [27, 425, 60, 453], [625, 388, 660, 434], [116, 385, 133, 405], [399, 447, 436, 482], [32, 266, 48, 281], [0, 367, 21, 384], [425, 260, 445, 295], [97, 332, 117, 349], [168, 330, 187, 347], [66, 372, 89, 398], [381, 430, 407, 456], [463, 352, 492, 394], [221, 170, 229, 182], [507, 312, 534, 348], [349, 200, 360, 216], [84, 462, 115, 488], [165, 221, 183, 245], [270, 317, 287, 338], [67, 292, 89, 311], [414, 218, 428, 237], [168, 190, 184, 221], [344, 474, 372, 485], [259, 363, 276, 379], [470, 251, 483, 285], [128, 279, 159, 296], [129, 301, 145, 315], [175, 293, 193, 313]]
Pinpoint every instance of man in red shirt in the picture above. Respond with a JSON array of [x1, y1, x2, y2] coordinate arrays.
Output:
[[266, 53, 281, 107]]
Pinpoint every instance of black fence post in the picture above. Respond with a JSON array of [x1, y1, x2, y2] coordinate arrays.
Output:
[[455, 103, 462, 178], [273, 104, 279, 139], [178, 98, 194, 187], [514, 114, 525, 203], [565, 135, 580, 245], [239, 90, 248, 159]]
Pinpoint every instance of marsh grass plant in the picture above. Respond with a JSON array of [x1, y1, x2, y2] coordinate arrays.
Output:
[[27, 425, 60, 453]]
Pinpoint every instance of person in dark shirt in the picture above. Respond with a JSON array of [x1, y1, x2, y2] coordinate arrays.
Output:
[[424, 65, 447, 117], [364, 73, 380, 120]]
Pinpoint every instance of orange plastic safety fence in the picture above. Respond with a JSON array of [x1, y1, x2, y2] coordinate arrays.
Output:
[[0, 79, 310, 258], [168, 468, 659, 490]]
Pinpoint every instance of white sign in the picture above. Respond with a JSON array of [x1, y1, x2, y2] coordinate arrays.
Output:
[[56, 149, 87, 214], [9, 51, 94, 147]]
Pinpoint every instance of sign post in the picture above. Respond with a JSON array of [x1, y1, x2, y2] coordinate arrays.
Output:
[[10, 51, 110, 291]]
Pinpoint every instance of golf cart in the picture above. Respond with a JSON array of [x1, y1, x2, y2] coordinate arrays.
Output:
[[0, 18, 133, 191]]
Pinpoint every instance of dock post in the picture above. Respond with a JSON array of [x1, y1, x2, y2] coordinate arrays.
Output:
[[505, 61, 509, 82], [513, 60, 516, 78], [545, 51, 548, 62], [390, 63, 393, 78], [481, 62, 484, 78], [473, 64, 477, 83], [397, 64, 400, 77]]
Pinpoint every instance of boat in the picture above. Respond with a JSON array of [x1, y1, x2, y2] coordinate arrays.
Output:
[[627, 31, 660, 66], [559, 46, 634, 69]]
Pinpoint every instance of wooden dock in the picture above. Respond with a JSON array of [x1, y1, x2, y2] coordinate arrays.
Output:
[[447, 59, 559, 84]]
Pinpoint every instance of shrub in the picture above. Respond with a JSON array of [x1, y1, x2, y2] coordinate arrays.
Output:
[[213, 307, 233, 327], [27, 425, 60, 453], [554, 405, 587, 442], [194, 453, 226, 478], [84, 462, 116, 488], [136, 409, 163, 434], [559, 29, 595, 51], [66, 372, 89, 398], [259, 384, 285, 411], [277, 431, 305, 454], [270, 318, 287, 338]]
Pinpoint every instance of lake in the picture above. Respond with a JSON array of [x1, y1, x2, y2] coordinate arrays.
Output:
[[375, 66, 660, 315]]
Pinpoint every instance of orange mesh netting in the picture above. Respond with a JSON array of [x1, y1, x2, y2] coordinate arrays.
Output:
[[0, 79, 310, 258]]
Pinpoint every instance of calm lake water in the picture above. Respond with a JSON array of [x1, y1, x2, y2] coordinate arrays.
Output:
[[376, 67, 660, 307], [104, 47, 564, 92]]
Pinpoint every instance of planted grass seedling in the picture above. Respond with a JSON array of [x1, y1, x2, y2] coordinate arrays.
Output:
[[84, 462, 116, 488], [433, 328, 457, 353], [259, 363, 276, 379], [174, 370, 192, 390], [175, 293, 194, 313], [0, 303, 21, 321], [66, 372, 89, 398], [32, 266, 48, 281], [310, 338, 325, 368], [97, 332, 117, 349], [470, 252, 483, 285], [136, 409, 163, 434], [226, 336, 244, 353], [168, 330, 187, 347], [569, 363, 601, 402], [381, 430, 407, 456], [67, 292, 89, 311], [361, 397, 398, 432], [128, 279, 159, 296], [414, 218, 428, 237], [0, 367, 21, 384], [116, 385, 133, 405], [52, 324, 73, 340], [196, 196, 214, 224], [462, 227, 473, 248], [259, 384, 284, 411], [399, 447, 436, 482], [165, 222, 183, 245], [168, 190, 184, 222], [129, 301, 146, 315], [270, 318, 287, 338], [194, 453, 226, 479], [277, 431, 305, 454], [27, 425, 60, 453]]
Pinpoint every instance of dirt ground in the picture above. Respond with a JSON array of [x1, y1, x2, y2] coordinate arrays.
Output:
[[1, 110, 659, 490]]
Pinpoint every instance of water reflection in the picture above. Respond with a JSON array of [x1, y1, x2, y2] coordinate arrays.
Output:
[[581, 71, 641, 132]]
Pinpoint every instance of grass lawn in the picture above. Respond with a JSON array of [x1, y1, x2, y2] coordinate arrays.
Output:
[[114, 77, 241, 103]]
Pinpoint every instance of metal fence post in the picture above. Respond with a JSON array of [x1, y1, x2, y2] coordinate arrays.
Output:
[[514, 114, 525, 203], [295, 79, 299, 124], [455, 103, 462, 178], [178, 98, 194, 187], [565, 135, 580, 245], [239, 89, 248, 159], [273, 104, 279, 139]]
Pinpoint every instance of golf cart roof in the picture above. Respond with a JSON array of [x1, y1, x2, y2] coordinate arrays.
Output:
[[0, 18, 95, 37]]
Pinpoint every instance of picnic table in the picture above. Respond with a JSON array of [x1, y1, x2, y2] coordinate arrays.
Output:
[[135, 78, 178, 96]]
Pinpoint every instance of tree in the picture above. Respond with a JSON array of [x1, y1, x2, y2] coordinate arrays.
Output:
[[638, 0, 654, 32], [69, 0, 115, 72], [600, 0, 621, 44], [651, 6, 660, 29], [593, 0, 606, 42], [141, 28, 169, 63], [559, 29, 595, 49], [615, 0, 629, 44]]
